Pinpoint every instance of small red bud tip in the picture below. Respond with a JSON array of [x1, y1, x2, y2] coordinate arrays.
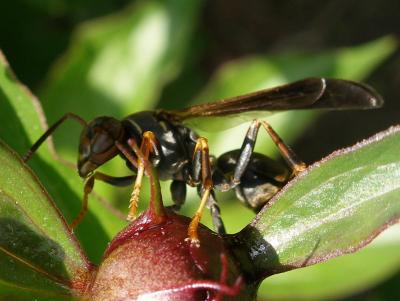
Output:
[[137, 275, 243, 300]]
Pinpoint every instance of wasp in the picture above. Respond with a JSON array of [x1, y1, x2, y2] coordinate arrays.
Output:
[[23, 77, 383, 245]]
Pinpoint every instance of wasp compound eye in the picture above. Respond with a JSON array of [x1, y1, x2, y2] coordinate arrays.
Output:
[[92, 133, 115, 154]]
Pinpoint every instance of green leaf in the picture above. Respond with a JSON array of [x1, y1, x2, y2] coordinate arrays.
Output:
[[0, 140, 91, 300], [229, 125, 400, 283], [0, 51, 125, 263]]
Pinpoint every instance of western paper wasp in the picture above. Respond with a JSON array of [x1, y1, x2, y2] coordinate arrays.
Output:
[[24, 77, 383, 245]]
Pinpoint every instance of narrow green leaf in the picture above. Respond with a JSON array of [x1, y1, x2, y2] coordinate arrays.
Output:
[[335, 36, 397, 80], [229, 125, 400, 281], [0, 140, 92, 300]]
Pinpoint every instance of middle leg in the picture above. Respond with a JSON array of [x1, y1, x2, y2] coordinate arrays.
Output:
[[188, 137, 226, 245]]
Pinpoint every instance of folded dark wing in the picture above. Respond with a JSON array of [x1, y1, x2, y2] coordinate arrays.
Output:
[[159, 77, 383, 124]]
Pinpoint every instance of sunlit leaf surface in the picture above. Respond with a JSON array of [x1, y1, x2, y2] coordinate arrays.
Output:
[[260, 225, 400, 300]]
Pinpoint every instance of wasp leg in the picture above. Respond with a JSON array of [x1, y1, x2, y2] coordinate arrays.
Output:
[[230, 120, 306, 187], [116, 132, 158, 221], [189, 137, 225, 245], [206, 188, 226, 235], [229, 120, 261, 186], [70, 172, 134, 231], [260, 121, 306, 176]]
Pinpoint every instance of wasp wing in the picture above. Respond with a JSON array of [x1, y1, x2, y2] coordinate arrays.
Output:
[[160, 78, 383, 125]]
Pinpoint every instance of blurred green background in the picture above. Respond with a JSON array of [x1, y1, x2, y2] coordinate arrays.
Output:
[[1, 0, 399, 300]]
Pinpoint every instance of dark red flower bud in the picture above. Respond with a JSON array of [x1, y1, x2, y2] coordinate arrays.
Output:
[[87, 208, 251, 300]]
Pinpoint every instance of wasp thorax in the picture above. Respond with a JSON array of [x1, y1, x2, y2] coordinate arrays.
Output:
[[78, 116, 124, 177]]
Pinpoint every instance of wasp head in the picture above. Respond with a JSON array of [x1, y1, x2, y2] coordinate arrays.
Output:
[[78, 116, 124, 178]]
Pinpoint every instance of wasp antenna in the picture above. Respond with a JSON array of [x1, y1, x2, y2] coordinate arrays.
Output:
[[23, 113, 87, 162]]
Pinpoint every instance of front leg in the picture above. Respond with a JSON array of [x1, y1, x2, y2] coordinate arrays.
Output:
[[70, 172, 134, 231], [116, 132, 159, 221]]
